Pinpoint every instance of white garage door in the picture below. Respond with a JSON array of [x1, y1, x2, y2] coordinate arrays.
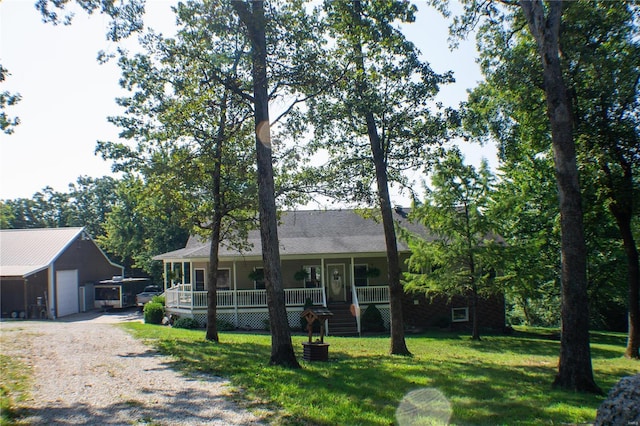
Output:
[[56, 270, 79, 317]]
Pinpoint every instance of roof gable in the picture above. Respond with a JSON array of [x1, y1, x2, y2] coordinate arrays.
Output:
[[0, 227, 85, 277]]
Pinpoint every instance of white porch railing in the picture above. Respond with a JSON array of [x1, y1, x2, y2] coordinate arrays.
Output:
[[356, 285, 389, 304], [165, 286, 325, 310]]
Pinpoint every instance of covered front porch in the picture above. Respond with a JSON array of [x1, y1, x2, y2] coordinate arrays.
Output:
[[158, 252, 394, 334], [164, 283, 390, 334]]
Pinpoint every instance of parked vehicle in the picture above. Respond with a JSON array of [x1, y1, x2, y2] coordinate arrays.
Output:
[[135, 285, 163, 307], [95, 277, 151, 310]]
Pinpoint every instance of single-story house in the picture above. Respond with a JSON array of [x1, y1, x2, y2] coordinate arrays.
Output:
[[154, 208, 505, 335], [0, 227, 123, 319]]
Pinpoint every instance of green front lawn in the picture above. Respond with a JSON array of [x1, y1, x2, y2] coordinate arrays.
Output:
[[121, 324, 637, 425], [0, 354, 31, 426]]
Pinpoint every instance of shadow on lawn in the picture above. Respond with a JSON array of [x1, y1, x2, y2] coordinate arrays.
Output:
[[126, 327, 619, 425], [465, 330, 624, 360], [304, 349, 586, 425]]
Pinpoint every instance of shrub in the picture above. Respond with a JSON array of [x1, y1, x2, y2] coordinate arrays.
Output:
[[361, 304, 385, 332], [173, 317, 200, 329], [143, 302, 164, 325], [216, 319, 235, 331], [433, 316, 451, 329], [151, 295, 165, 306]]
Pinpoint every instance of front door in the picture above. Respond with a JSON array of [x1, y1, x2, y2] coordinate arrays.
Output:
[[327, 264, 346, 302]]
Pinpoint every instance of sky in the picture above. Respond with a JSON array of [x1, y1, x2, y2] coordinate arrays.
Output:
[[0, 0, 495, 204]]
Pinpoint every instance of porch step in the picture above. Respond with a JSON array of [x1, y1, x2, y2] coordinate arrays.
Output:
[[327, 303, 359, 337]]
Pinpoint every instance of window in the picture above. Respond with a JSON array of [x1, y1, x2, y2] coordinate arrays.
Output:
[[451, 307, 469, 322], [195, 269, 205, 291], [183, 262, 191, 284], [173, 262, 183, 283], [354, 264, 368, 287], [303, 265, 321, 288], [94, 286, 120, 301], [252, 267, 265, 290], [216, 269, 230, 290]]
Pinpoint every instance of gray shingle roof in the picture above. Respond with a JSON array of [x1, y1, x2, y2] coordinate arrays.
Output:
[[154, 208, 429, 261], [0, 227, 85, 277]]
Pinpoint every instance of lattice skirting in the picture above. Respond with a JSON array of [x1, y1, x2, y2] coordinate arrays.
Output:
[[167, 306, 390, 330], [368, 305, 390, 330], [167, 307, 305, 330]]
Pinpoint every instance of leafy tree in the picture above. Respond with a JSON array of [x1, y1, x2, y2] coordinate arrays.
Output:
[[36, 0, 319, 367], [491, 152, 561, 327], [230, 0, 302, 367], [0, 64, 21, 134], [98, 0, 259, 342], [445, 0, 602, 392], [96, 176, 190, 281], [67, 175, 119, 239], [462, 0, 639, 361], [402, 149, 502, 341], [300, 0, 453, 356], [560, 2, 640, 359], [0, 201, 15, 228]]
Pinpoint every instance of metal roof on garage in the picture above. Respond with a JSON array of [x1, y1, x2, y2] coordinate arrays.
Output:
[[0, 227, 85, 278]]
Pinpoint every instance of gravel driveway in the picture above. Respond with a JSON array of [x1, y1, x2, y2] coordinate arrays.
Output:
[[0, 310, 266, 425]]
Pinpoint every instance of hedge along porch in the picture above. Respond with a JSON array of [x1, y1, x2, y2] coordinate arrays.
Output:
[[153, 209, 506, 335]]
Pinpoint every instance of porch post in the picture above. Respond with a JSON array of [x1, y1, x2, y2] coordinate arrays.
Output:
[[351, 256, 355, 293], [321, 257, 326, 306], [163, 261, 167, 290], [233, 261, 238, 327]]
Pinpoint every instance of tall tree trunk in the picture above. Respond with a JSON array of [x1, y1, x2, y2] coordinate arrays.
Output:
[[351, 0, 410, 356], [232, 0, 300, 368], [520, 0, 601, 393], [619, 217, 640, 359], [205, 92, 229, 343], [606, 163, 640, 359], [471, 287, 480, 341], [206, 213, 222, 342]]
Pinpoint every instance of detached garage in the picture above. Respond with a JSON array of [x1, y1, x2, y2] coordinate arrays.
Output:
[[0, 227, 123, 319]]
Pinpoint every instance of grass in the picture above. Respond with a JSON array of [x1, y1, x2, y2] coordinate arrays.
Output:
[[120, 324, 639, 425], [0, 354, 31, 425]]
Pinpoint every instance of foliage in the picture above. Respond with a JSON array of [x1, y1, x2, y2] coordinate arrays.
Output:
[[216, 319, 236, 332], [293, 269, 309, 282], [298, 0, 455, 356], [0, 177, 117, 234], [402, 149, 503, 340], [361, 304, 385, 333], [143, 302, 164, 325], [96, 176, 190, 280], [463, 0, 639, 346], [122, 323, 637, 425], [0, 64, 21, 135], [365, 267, 381, 278], [172, 317, 200, 330], [150, 295, 165, 307]]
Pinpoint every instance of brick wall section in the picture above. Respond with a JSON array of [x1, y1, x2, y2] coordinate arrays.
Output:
[[402, 292, 506, 331]]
